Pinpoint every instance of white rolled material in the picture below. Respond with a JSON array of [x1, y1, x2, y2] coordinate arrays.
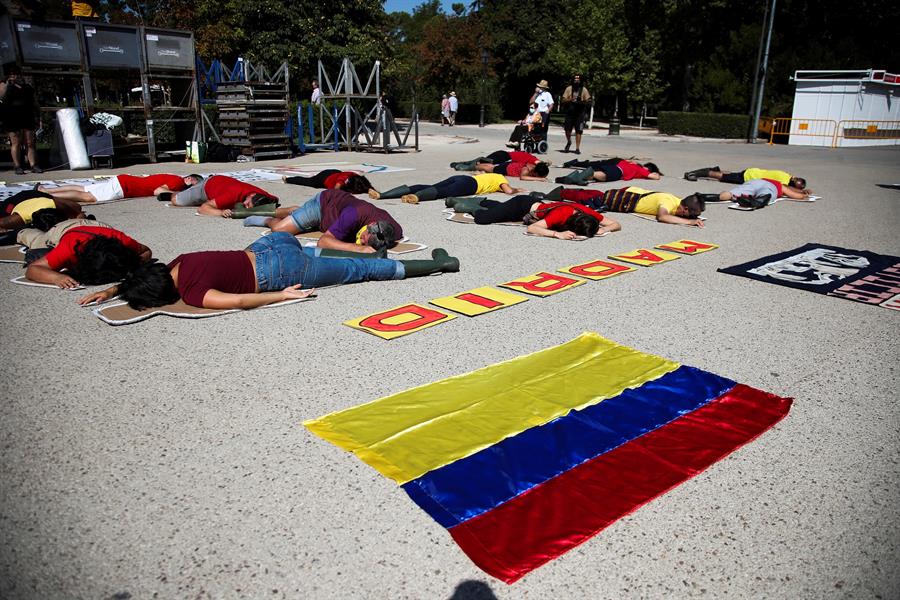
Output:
[[56, 108, 90, 170]]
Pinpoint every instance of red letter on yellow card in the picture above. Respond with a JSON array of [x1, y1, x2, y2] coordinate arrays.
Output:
[[609, 248, 681, 267], [345, 304, 456, 339], [430, 286, 529, 317], [559, 259, 636, 280], [498, 272, 586, 297], [655, 240, 719, 254]]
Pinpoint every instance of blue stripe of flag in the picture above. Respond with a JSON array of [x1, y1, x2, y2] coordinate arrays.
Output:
[[402, 365, 735, 528]]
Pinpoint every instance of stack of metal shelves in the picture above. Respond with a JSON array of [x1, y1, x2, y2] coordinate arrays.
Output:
[[216, 81, 290, 159]]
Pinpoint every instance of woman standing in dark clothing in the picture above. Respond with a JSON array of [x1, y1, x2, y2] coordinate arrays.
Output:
[[0, 66, 42, 175]]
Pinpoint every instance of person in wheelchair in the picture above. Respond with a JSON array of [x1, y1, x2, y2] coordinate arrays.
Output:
[[506, 103, 548, 153]]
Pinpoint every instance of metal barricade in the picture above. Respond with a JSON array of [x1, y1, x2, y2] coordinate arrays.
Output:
[[767, 117, 836, 145], [833, 120, 900, 147]]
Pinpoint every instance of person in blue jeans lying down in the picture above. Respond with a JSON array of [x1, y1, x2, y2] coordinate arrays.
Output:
[[77, 232, 460, 310]]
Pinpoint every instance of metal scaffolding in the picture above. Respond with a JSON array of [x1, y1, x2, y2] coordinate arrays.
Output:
[[317, 58, 418, 152]]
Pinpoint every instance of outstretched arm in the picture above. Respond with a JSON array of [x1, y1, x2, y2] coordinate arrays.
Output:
[[202, 285, 315, 309], [527, 219, 577, 240], [78, 285, 120, 305], [500, 183, 528, 195], [25, 256, 80, 288], [782, 187, 813, 200], [657, 208, 704, 228], [197, 201, 227, 217], [317, 231, 375, 253]]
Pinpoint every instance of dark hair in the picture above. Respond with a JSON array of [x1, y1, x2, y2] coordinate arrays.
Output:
[[187, 174, 204, 185], [790, 176, 806, 190], [563, 212, 600, 238], [366, 220, 397, 251], [6, 65, 22, 76], [71, 235, 142, 285], [118, 261, 180, 310], [680, 194, 705, 218], [533, 163, 550, 177], [341, 175, 374, 194], [643, 162, 661, 175], [31, 208, 66, 232]]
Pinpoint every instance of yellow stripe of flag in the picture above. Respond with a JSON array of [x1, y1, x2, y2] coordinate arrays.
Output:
[[305, 332, 679, 483]]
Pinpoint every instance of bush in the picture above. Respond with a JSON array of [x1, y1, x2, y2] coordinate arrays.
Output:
[[658, 111, 750, 139], [398, 101, 501, 125]]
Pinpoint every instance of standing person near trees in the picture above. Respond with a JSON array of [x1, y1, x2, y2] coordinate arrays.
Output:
[[561, 74, 592, 154], [530, 80, 555, 136], [311, 80, 323, 106], [448, 92, 459, 126], [0, 66, 42, 175], [441, 95, 450, 126]]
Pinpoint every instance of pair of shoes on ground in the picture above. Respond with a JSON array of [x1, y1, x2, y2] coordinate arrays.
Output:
[[14, 165, 42, 175]]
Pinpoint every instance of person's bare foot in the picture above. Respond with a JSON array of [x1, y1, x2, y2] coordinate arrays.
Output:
[[401, 194, 419, 204]]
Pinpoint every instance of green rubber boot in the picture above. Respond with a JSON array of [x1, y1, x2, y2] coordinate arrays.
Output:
[[376, 185, 411, 200], [230, 203, 278, 218], [451, 197, 487, 214], [400, 248, 460, 277], [696, 192, 725, 203], [403, 186, 438, 204], [555, 167, 594, 186], [451, 159, 479, 171]]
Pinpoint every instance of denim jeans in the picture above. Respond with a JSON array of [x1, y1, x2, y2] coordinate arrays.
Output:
[[247, 232, 403, 290], [289, 192, 323, 232]]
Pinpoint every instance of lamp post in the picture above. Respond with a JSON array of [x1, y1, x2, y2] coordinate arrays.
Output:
[[479, 49, 488, 128]]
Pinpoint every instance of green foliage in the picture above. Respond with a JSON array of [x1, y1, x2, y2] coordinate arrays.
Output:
[[658, 111, 750, 138]]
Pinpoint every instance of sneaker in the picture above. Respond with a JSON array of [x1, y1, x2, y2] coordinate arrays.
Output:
[[157, 192, 173, 202], [15, 167, 25, 175], [30, 165, 43, 174], [563, 141, 571, 152], [574, 149, 581, 155], [401, 194, 419, 204], [684, 172, 698, 182]]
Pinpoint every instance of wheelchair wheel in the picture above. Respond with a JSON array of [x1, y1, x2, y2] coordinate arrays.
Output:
[[523, 140, 535, 153], [536, 140, 549, 154]]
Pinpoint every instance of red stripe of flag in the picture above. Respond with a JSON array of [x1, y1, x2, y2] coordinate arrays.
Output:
[[449, 384, 792, 583]]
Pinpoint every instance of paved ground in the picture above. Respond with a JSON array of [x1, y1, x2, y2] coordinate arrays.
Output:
[[1, 122, 898, 599]]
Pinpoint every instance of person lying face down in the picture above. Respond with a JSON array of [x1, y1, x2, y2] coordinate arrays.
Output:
[[38, 174, 201, 204], [164, 174, 279, 217], [557, 158, 662, 184], [445, 195, 622, 239], [24, 224, 152, 289], [553, 186, 706, 227], [683, 166, 810, 195], [369, 173, 527, 204], [77, 234, 461, 310], [234, 189, 403, 255], [451, 150, 551, 182], [282, 169, 375, 195], [0, 190, 85, 234], [15, 208, 110, 254]]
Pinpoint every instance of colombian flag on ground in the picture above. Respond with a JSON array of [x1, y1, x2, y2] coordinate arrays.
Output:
[[304, 333, 792, 583]]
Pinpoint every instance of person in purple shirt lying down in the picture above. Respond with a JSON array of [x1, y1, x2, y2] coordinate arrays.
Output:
[[240, 189, 404, 255]]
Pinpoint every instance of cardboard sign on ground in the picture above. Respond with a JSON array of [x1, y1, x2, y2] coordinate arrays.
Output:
[[93, 297, 313, 326], [0, 245, 25, 263], [498, 272, 586, 297], [429, 286, 529, 317], [344, 303, 456, 339], [559, 259, 636, 280], [610, 249, 681, 267], [655, 240, 720, 255]]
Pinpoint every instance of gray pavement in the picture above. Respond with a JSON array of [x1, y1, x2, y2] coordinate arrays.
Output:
[[1, 122, 899, 599]]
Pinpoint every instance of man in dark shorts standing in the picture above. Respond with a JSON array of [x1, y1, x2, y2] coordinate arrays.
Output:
[[561, 74, 591, 154], [0, 66, 42, 175]]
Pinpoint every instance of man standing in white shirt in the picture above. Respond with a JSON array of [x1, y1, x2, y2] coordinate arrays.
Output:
[[311, 80, 322, 106], [448, 91, 459, 126], [531, 80, 554, 137]]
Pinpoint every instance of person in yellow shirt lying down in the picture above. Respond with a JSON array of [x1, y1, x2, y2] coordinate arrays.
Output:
[[593, 186, 706, 227], [368, 173, 527, 204], [684, 166, 811, 196]]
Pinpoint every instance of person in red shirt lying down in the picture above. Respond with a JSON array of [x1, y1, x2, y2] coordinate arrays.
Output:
[[38, 173, 201, 204], [24, 225, 151, 289]]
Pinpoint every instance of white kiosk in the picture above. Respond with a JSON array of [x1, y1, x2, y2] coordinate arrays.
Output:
[[786, 69, 900, 147]]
